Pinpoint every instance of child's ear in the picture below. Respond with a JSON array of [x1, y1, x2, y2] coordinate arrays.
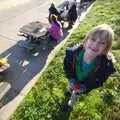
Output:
[[102, 48, 107, 55]]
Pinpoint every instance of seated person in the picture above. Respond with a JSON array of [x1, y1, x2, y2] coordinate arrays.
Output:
[[47, 14, 63, 43]]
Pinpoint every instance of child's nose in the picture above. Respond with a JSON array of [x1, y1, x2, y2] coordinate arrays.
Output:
[[92, 41, 98, 48]]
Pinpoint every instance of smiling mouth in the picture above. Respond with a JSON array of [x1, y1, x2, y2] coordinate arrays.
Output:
[[88, 49, 98, 55], [91, 49, 97, 52]]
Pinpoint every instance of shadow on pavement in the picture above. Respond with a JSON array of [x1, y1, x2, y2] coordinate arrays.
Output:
[[0, 28, 70, 108]]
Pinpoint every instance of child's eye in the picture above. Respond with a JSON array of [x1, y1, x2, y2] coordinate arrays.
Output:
[[99, 41, 106, 45], [91, 38, 96, 41], [99, 41, 106, 47]]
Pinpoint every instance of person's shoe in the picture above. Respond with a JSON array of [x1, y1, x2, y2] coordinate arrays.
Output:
[[64, 104, 72, 112], [64, 89, 72, 97]]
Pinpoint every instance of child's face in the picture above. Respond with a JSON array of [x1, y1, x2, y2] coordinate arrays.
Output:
[[84, 37, 107, 57]]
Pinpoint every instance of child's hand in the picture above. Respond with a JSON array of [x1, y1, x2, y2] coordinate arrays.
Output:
[[72, 83, 81, 90]]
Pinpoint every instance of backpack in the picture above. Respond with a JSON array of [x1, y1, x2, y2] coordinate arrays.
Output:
[[63, 45, 83, 79]]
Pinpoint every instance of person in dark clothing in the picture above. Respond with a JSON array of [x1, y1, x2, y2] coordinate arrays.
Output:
[[67, 3, 77, 28], [63, 24, 116, 111], [48, 3, 62, 23]]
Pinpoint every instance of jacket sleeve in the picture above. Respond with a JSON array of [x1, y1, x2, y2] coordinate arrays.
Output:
[[63, 45, 83, 79], [94, 59, 116, 88], [83, 59, 116, 91], [99, 59, 116, 84], [63, 47, 74, 79]]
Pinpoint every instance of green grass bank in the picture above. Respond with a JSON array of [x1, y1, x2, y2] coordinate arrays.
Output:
[[10, 0, 120, 120]]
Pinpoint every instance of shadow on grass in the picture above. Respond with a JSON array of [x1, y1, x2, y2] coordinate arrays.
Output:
[[52, 95, 71, 120]]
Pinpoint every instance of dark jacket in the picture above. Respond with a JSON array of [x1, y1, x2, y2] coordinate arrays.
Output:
[[64, 45, 116, 91], [67, 4, 77, 22], [48, 6, 62, 23], [49, 5, 60, 16]]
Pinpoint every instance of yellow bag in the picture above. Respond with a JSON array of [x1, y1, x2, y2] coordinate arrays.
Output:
[[0, 58, 8, 66]]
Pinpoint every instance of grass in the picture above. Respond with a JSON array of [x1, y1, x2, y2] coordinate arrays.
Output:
[[10, 0, 120, 120]]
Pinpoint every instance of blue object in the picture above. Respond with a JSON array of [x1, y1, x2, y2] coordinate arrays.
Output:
[[33, 28, 40, 33], [70, 79, 76, 88], [82, 61, 89, 69]]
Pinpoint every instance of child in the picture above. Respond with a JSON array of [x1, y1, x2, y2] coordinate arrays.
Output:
[[47, 14, 63, 43], [64, 24, 116, 111]]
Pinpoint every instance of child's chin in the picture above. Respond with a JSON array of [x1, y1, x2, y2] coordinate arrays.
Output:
[[87, 49, 96, 54], [87, 50, 98, 56]]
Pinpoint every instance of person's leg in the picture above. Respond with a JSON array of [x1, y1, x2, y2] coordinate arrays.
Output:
[[68, 90, 80, 107], [48, 35, 57, 41], [48, 35, 58, 48], [66, 83, 87, 111], [64, 78, 76, 96]]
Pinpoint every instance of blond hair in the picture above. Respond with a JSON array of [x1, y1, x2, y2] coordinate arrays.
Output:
[[50, 14, 58, 22], [84, 24, 114, 56]]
